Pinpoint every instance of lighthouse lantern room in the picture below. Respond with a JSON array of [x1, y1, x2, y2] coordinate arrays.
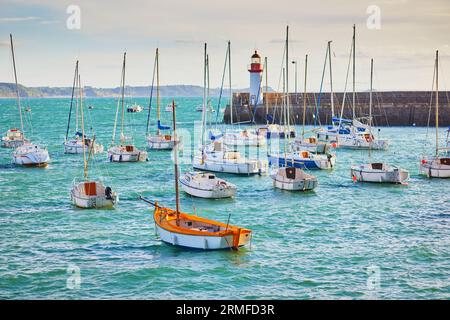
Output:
[[248, 50, 263, 106]]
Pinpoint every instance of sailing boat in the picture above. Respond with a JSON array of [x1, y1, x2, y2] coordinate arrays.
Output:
[[317, 25, 388, 150], [220, 42, 266, 147], [351, 59, 409, 183], [291, 52, 332, 155], [419, 50, 450, 178], [269, 27, 318, 191], [7, 34, 50, 167], [64, 60, 104, 154], [71, 78, 118, 208], [141, 100, 251, 250], [1, 36, 28, 148], [107, 52, 148, 162], [193, 43, 268, 175], [146, 48, 177, 150], [267, 27, 335, 171]]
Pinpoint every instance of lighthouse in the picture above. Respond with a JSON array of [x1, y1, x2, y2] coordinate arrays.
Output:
[[248, 50, 263, 106]]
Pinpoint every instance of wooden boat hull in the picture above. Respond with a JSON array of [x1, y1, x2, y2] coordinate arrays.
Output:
[[351, 164, 409, 183], [153, 206, 251, 250]]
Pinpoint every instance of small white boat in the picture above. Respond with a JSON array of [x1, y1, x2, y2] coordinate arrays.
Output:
[[127, 103, 143, 113], [1, 128, 28, 148], [291, 136, 333, 154], [271, 167, 317, 191], [108, 52, 147, 162], [180, 172, 237, 198], [419, 51, 450, 179], [257, 124, 295, 140], [147, 134, 177, 150], [193, 141, 268, 175], [268, 150, 335, 170], [146, 49, 177, 150], [222, 129, 266, 147], [351, 163, 409, 183], [420, 157, 450, 178], [64, 136, 104, 154], [350, 60, 408, 184], [13, 143, 50, 167], [71, 180, 118, 208], [107, 144, 147, 162]]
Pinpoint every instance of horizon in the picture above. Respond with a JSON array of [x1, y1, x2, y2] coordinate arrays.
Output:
[[1, 0, 450, 92]]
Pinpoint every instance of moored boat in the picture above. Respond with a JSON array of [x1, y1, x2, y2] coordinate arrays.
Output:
[[180, 171, 237, 198], [271, 167, 318, 191]]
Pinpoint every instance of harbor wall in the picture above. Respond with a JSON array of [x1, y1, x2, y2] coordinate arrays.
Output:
[[224, 91, 450, 126]]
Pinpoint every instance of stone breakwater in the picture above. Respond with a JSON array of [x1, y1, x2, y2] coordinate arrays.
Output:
[[224, 91, 450, 126]]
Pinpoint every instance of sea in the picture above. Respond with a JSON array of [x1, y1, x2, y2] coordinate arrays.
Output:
[[0, 97, 449, 299]]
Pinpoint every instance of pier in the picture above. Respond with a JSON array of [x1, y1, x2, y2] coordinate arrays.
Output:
[[224, 91, 450, 126]]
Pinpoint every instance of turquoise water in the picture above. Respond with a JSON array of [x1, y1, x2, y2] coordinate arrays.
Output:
[[0, 97, 449, 300]]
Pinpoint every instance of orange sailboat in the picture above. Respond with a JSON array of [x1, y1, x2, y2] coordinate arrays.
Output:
[[141, 100, 251, 250]]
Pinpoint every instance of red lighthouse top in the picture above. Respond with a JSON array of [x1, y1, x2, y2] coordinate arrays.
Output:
[[248, 50, 263, 73]]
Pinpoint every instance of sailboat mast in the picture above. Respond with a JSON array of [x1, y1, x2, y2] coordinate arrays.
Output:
[[368, 59, 373, 159], [9, 34, 24, 134], [328, 41, 334, 120], [207, 54, 211, 127], [120, 52, 126, 140], [79, 75, 87, 180], [156, 48, 160, 136], [228, 41, 233, 125], [172, 99, 180, 224], [66, 60, 79, 141], [265, 57, 268, 125], [302, 54, 308, 140], [352, 24, 356, 119], [146, 50, 157, 136], [435, 50, 439, 156], [285, 25, 290, 135], [201, 43, 207, 149]]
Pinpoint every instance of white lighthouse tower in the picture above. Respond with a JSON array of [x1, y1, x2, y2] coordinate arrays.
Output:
[[248, 50, 263, 106]]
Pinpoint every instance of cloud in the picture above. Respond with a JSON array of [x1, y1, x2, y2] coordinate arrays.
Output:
[[0, 16, 40, 23]]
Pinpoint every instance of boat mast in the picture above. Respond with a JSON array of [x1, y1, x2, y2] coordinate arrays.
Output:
[[9, 34, 24, 135], [328, 41, 334, 121], [265, 57, 268, 125], [302, 54, 308, 140], [66, 60, 79, 141], [172, 99, 180, 224], [352, 24, 356, 119], [207, 54, 211, 127], [228, 41, 233, 125], [285, 25, 290, 136], [111, 54, 124, 146], [146, 49, 157, 136], [201, 43, 207, 150], [368, 58, 373, 159], [156, 48, 161, 136], [79, 75, 88, 180], [120, 52, 126, 142], [435, 50, 439, 157]]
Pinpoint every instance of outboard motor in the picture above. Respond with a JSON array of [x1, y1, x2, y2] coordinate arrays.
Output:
[[105, 186, 113, 200]]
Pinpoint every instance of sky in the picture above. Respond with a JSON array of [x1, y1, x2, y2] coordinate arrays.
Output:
[[0, 0, 450, 91]]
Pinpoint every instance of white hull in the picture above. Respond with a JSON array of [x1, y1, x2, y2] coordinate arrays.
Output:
[[317, 131, 388, 150], [222, 132, 266, 147], [270, 167, 318, 191], [2, 139, 26, 149], [351, 164, 409, 183], [193, 155, 268, 175], [64, 140, 104, 154], [179, 172, 237, 198], [70, 181, 118, 209], [420, 158, 450, 178], [13, 144, 50, 167], [147, 135, 176, 150], [107, 146, 147, 162], [156, 225, 249, 250]]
